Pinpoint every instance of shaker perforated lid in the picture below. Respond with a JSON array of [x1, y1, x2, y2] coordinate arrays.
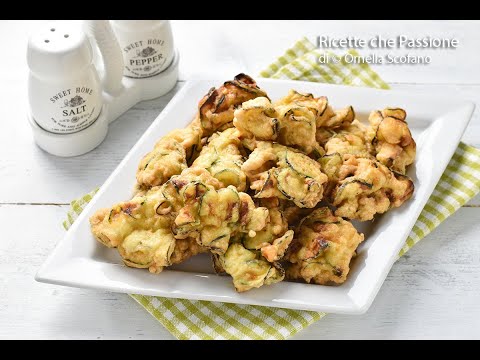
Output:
[[27, 21, 93, 78]]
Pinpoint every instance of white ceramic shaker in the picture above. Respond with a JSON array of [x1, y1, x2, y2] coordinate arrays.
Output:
[[27, 21, 103, 134], [110, 20, 174, 78]]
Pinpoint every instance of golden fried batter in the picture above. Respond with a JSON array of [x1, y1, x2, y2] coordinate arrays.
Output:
[[366, 108, 416, 174], [206, 194, 292, 292], [91, 166, 267, 275], [165, 118, 204, 163], [136, 123, 202, 189], [318, 120, 372, 197], [92, 75, 417, 292], [242, 199, 288, 249], [191, 128, 247, 191], [324, 126, 369, 157], [282, 203, 316, 226], [316, 119, 364, 146], [286, 207, 364, 285], [234, 95, 324, 155], [89, 183, 206, 274], [344, 119, 368, 139], [215, 243, 285, 292], [94, 133, 276, 291], [274, 90, 333, 127], [315, 127, 336, 146], [274, 90, 332, 155], [233, 97, 279, 142], [315, 106, 357, 150], [242, 142, 328, 208], [318, 152, 344, 197], [322, 105, 355, 129], [330, 155, 414, 221], [198, 74, 268, 136], [260, 230, 294, 262], [275, 100, 323, 155], [241, 197, 294, 262], [235, 92, 352, 156], [174, 182, 269, 254], [136, 139, 186, 190], [169, 237, 207, 266]]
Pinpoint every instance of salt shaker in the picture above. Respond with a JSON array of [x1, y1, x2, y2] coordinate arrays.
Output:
[[110, 20, 174, 78], [27, 21, 102, 134]]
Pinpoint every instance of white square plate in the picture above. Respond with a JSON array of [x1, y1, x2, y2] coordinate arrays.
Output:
[[36, 79, 475, 314]]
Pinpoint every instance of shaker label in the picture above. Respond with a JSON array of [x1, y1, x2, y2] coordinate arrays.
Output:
[[47, 86, 97, 133], [122, 38, 168, 78]]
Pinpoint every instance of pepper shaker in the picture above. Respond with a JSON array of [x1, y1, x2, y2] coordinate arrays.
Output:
[[110, 20, 175, 78]]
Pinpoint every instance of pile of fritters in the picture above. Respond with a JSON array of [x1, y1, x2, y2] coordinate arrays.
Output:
[[90, 74, 416, 292]]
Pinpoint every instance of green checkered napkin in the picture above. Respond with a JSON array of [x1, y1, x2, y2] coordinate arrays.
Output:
[[64, 37, 480, 340]]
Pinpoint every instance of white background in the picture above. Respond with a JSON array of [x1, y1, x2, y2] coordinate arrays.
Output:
[[1, 20, 479, 339]]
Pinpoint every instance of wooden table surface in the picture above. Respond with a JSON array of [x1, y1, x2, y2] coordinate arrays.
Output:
[[1, 20, 479, 339]]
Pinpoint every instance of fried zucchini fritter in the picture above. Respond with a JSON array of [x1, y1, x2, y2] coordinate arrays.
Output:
[[275, 99, 323, 156], [318, 118, 413, 205], [242, 142, 328, 208], [234, 91, 356, 158], [330, 155, 414, 221], [242, 201, 286, 248], [274, 90, 333, 127], [314, 105, 357, 149], [324, 121, 370, 158], [92, 165, 275, 292], [282, 203, 316, 227], [215, 243, 285, 292], [344, 119, 369, 139], [210, 196, 293, 291], [174, 183, 269, 255], [286, 207, 364, 285], [366, 108, 416, 174], [234, 95, 323, 155], [241, 197, 294, 262], [136, 123, 202, 189], [322, 105, 355, 129], [260, 230, 294, 263], [233, 97, 279, 142], [191, 128, 247, 192], [198, 74, 268, 136], [89, 184, 206, 274], [318, 152, 344, 197], [136, 138, 186, 190]]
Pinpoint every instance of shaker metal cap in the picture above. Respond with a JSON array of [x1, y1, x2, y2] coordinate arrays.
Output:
[[27, 21, 93, 78]]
